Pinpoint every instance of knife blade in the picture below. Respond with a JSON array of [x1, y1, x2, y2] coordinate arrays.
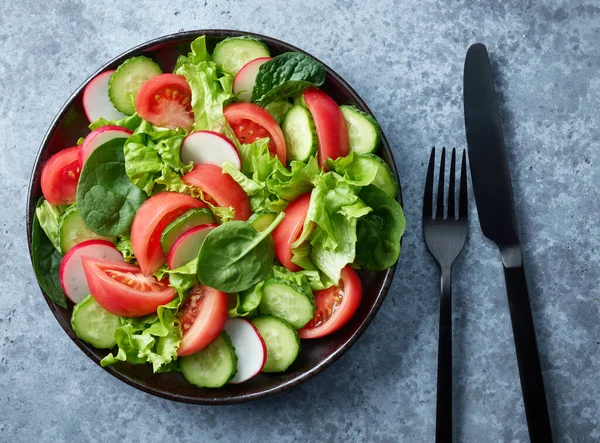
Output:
[[464, 43, 554, 443]]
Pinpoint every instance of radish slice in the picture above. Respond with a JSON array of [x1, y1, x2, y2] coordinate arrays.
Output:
[[83, 70, 126, 123], [79, 126, 132, 167], [167, 224, 218, 269], [59, 240, 124, 304], [225, 318, 267, 384], [233, 57, 272, 103], [181, 131, 242, 170]]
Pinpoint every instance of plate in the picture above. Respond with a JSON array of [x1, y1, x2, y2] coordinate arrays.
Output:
[[26, 30, 403, 404]]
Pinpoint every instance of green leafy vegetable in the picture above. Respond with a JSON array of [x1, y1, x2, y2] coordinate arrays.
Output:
[[264, 99, 293, 124], [355, 185, 406, 271], [174, 36, 210, 70], [238, 281, 265, 316], [35, 199, 65, 253], [77, 138, 147, 236], [251, 52, 326, 106], [31, 198, 67, 308], [115, 235, 136, 263], [197, 213, 284, 292], [325, 152, 379, 187], [89, 113, 143, 131], [272, 265, 314, 299], [154, 259, 199, 298]]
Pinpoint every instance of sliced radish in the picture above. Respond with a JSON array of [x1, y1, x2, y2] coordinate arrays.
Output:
[[181, 131, 241, 169], [167, 224, 218, 269], [79, 126, 132, 167], [59, 240, 124, 304], [83, 70, 126, 123], [224, 318, 267, 384], [233, 57, 272, 103]]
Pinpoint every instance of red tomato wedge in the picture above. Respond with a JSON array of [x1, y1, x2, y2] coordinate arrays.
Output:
[[303, 88, 349, 168], [131, 192, 206, 275], [298, 266, 362, 339], [223, 102, 286, 164], [40, 146, 81, 205], [182, 164, 252, 221], [135, 74, 193, 130], [177, 284, 228, 356], [272, 193, 311, 272], [82, 257, 175, 317]]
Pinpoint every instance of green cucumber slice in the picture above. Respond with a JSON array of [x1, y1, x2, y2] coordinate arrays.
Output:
[[59, 206, 115, 253], [361, 153, 398, 198], [212, 37, 270, 75], [252, 315, 300, 373], [160, 208, 215, 254], [282, 105, 317, 162], [340, 105, 381, 155], [258, 279, 315, 329], [71, 295, 121, 349], [179, 332, 238, 388], [264, 99, 293, 125], [248, 212, 277, 232], [109, 56, 163, 115]]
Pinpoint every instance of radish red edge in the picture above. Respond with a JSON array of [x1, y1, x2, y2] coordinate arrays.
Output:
[[233, 57, 272, 103], [224, 318, 267, 384], [167, 223, 218, 269], [181, 131, 242, 170], [59, 240, 124, 304], [79, 126, 132, 168]]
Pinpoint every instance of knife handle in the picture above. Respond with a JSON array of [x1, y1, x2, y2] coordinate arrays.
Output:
[[502, 262, 553, 443]]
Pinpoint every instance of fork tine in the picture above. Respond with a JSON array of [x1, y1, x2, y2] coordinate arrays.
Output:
[[459, 150, 468, 219], [423, 147, 435, 219], [447, 148, 456, 219], [436, 147, 446, 218]]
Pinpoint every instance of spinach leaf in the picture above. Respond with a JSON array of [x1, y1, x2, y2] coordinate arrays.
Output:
[[196, 213, 284, 292], [355, 185, 406, 271], [31, 198, 67, 308], [77, 138, 147, 236], [251, 52, 326, 106]]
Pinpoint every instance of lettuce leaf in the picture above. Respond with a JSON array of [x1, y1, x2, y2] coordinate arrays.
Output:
[[35, 199, 65, 253], [174, 36, 210, 71], [115, 235, 136, 263], [89, 113, 143, 131]]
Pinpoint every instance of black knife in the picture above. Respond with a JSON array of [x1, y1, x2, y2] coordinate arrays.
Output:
[[463, 43, 553, 442]]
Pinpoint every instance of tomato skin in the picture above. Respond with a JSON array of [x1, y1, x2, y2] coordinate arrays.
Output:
[[135, 74, 193, 130], [40, 146, 81, 205], [177, 284, 228, 356], [82, 257, 175, 317], [223, 102, 287, 165], [131, 192, 206, 275], [298, 266, 362, 339], [182, 164, 252, 221], [272, 193, 311, 272], [303, 88, 349, 168]]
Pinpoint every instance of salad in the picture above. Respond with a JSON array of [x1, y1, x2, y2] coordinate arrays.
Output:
[[31, 35, 406, 388]]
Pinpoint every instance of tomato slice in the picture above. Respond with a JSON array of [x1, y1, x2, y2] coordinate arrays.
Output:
[[131, 192, 206, 275], [177, 284, 228, 356], [298, 266, 362, 339], [223, 102, 286, 164], [82, 257, 175, 317], [135, 74, 193, 130], [303, 88, 349, 168], [272, 193, 311, 272], [40, 146, 81, 205], [182, 164, 252, 221]]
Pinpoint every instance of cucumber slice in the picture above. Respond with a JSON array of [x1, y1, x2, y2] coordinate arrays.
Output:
[[71, 295, 121, 349], [252, 316, 300, 373], [248, 212, 277, 232], [160, 208, 215, 254], [264, 99, 293, 125], [282, 105, 317, 162], [212, 37, 270, 75], [59, 207, 115, 253], [179, 332, 238, 388], [361, 154, 398, 198], [340, 105, 381, 155], [109, 56, 163, 115], [258, 279, 315, 329]]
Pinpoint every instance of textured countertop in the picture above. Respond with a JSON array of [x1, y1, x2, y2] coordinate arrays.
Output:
[[1, 0, 599, 441]]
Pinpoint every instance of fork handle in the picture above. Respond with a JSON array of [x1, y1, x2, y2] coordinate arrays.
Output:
[[503, 263, 553, 443], [436, 267, 452, 443]]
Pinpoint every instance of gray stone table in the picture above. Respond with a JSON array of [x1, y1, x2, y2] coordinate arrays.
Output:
[[1, 0, 598, 441]]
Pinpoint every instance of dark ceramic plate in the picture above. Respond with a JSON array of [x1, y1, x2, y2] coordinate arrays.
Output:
[[27, 30, 403, 404]]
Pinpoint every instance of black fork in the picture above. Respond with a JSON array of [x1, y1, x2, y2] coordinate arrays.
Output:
[[423, 147, 468, 443]]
